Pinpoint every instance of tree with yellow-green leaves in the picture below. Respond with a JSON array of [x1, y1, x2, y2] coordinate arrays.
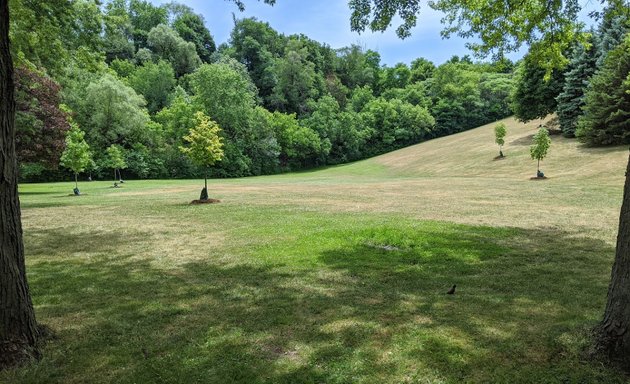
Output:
[[180, 111, 224, 200], [494, 122, 506, 158], [530, 126, 551, 177]]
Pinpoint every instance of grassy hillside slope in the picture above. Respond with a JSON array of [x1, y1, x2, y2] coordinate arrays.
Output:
[[4, 117, 630, 383]]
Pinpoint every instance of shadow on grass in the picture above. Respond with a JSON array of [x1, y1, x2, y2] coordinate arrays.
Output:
[[19, 191, 58, 196], [19, 194, 90, 209], [575, 143, 629, 155], [510, 134, 536, 146], [8, 225, 627, 383]]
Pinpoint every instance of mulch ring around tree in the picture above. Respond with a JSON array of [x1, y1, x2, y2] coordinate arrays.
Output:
[[530, 176, 548, 180], [190, 198, 221, 204]]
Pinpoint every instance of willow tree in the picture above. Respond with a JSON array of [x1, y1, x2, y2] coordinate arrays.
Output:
[[0, 0, 39, 369]]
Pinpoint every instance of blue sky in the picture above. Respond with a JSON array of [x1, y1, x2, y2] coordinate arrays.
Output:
[[150, 0, 602, 67]]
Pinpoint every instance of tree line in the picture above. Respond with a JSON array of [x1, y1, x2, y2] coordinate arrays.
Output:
[[13, 0, 517, 182]]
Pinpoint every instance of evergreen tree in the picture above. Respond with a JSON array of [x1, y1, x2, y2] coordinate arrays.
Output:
[[576, 34, 630, 146], [555, 35, 598, 137], [512, 55, 564, 122], [596, 12, 629, 68]]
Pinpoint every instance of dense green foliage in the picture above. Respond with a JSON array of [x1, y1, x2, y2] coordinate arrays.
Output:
[[511, 55, 565, 122], [555, 35, 599, 137], [349, 0, 585, 74], [576, 34, 630, 145], [11, 0, 630, 182], [12, 0, 516, 181]]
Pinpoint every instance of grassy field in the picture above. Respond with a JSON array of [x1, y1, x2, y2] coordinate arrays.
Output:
[[2, 117, 630, 383]]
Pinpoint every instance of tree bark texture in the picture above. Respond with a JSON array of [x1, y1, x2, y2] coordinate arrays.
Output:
[[594, 152, 630, 369], [0, 0, 40, 369]]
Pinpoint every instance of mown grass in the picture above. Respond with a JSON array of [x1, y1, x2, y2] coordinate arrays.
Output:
[[2, 117, 629, 383]]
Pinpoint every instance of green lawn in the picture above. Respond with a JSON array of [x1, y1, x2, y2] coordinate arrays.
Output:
[[3, 117, 629, 383]]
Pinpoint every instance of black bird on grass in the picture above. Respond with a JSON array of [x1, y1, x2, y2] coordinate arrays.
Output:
[[446, 284, 456, 294]]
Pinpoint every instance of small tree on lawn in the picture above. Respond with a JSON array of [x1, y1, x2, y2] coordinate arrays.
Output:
[[106, 144, 127, 185], [530, 126, 551, 177], [60, 122, 91, 195], [180, 111, 224, 200], [494, 122, 506, 157]]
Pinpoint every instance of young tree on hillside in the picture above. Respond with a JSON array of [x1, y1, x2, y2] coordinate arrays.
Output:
[[105, 144, 127, 185], [494, 122, 506, 157], [60, 119, 92, 195], [180, 112, 224, 201], [530, 126, 551, 177]]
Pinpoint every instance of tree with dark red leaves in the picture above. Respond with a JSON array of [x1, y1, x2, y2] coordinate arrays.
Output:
[[15, 66, 70, 171]]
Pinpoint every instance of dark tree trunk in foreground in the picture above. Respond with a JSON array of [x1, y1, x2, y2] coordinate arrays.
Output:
[[594, 152, 630, 369], [0, 0, 39, 370]]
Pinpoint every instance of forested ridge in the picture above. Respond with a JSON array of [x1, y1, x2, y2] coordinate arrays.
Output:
[[12, 0, 629, 181]]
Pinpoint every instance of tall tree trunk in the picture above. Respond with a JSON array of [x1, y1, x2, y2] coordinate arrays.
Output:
[[594, 152, 630, 369], [0, 0, 39, 370]]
